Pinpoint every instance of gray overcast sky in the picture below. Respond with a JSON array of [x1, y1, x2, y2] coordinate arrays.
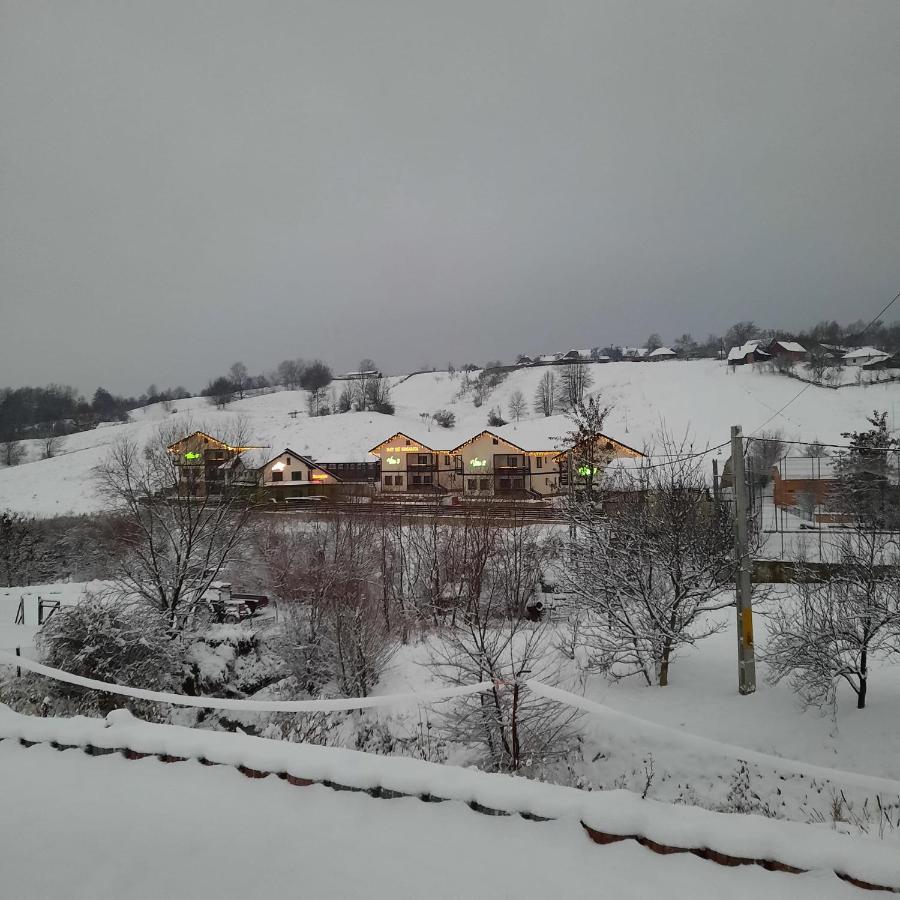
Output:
[[2, 1, 900, 395]]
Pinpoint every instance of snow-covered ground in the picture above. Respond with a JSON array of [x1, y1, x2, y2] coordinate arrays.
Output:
[[0, 724, 885, 898], [4, 578, 900, 836], [3, 360, 900, 516]]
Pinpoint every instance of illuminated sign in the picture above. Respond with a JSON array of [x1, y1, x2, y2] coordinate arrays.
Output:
[[184, 451, 201, 461], [577, 465, 600, 476], [311, 472, 329, 481], [469, 457, 487, 468], [386, 456, 400, 465], [383, 446, 421, 453]]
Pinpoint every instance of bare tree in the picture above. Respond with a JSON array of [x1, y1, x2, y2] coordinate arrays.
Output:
[[533, 369, 557, 417], [807, 349, 831, 382], [228, 362, 249, 400], [94, 422, 254, 629], [0, 511, 43, 586], [556, 362, 593, 410], [42, 426, 62, 459], [277, 359, 305, 391], [508, 389, 526, 423], [264, 512, 395, 697], [746, 430, 786, 489], [203, 376, 235, 409], [562, 396, 614, 501], [765, 531, 900, 711], [0, 440, 25, 467], [645, 333, 662, 352], [802, 439, 828, 458], [300, 360, 333, 415], [564, 440, 736, 686]]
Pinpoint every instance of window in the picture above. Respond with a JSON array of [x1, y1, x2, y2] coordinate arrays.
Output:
[[479, 478, 490, 490], [444, 455, 451, 466], [291, 471, 302, 481], [395, 475, 403, 485], [467, 478, 476, 491], [412, 475, 421, 485], [418, 455, 428, 465], [384, 475, 393, 486], [536, 456, 543, 469], [492, 438, 498, 445], [271, 471, 283, 482], [423, 474, 432, 485]]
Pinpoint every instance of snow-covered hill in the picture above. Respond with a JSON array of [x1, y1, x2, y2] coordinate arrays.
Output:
[[3, 360, 900, 516]]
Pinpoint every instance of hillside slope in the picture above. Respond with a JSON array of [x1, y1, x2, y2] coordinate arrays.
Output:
[[2, 360, 900, 516]]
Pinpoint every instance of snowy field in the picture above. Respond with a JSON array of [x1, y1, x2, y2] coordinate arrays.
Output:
[[3, 359, 900, 516], [3, 579, 900, 836], [0, 730, 884, 898]]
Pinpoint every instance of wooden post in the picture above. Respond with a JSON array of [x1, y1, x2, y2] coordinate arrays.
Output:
[[731, 426, 756, 695]]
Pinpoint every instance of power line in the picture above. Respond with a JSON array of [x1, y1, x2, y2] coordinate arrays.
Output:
[[747, 287, 900, 436]]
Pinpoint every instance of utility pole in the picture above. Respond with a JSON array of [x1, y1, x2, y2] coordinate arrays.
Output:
[[731, 425, 756, 695], [567, 449, 576, 549]]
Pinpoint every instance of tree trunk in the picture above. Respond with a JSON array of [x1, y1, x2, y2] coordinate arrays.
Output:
[[858, 649, 867, 709], [658, 640, 672, 687]]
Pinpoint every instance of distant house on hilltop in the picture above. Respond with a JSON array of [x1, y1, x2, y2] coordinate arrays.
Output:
[[342, 369, 382, 380], [727, 340, 771, 366], [844, 347, 889, 366], [765, 340, 807, 363], [862, 353, 900, 371], [647, 346, 676, 361]]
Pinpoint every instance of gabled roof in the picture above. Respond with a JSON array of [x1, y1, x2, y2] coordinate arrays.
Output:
[[773, 340, 806, 353], [648, 346, 676, 357], [552, 432, 645, 461], [727, 340, 770, 362], [844, 346, 887, 360], [368, 432, 437, 455], [261, 448, 343, 481], [450, 430, 530, 454], [166, 431, 260, 453]]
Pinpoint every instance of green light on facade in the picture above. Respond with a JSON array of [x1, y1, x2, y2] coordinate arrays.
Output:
[[184, 451, 201, 461], [469, 457, 487, 468], [386, 456, 400, 465], [577, 464, 599, 476]]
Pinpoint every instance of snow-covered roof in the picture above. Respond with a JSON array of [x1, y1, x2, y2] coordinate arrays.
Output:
[[844, 347, 888, 362], [648, 347, 676, 358], [776, 458, 836, 480], [774, 341, 806, 353], [727, 340, 762, 362]]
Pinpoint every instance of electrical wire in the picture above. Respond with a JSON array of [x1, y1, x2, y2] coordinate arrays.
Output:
[[747, 288, 900, 436]]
